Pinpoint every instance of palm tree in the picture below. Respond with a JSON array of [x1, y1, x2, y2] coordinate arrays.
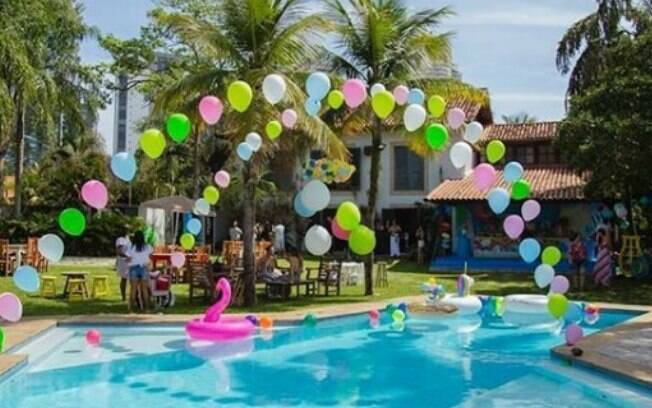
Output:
[[501, 112, 538, 124], [144, 0, 347, 305], [325, 0, 484, 295]]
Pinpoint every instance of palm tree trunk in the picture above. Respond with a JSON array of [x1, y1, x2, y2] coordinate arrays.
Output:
[[14, 107, 25, 218], [364, 119, 382, 296], [0, 153, 5, 204], [192, 129, 201, 198], [242, 162, 257, 306]]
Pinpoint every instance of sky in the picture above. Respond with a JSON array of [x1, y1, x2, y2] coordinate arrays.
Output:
[[79, 0, 597, 152]]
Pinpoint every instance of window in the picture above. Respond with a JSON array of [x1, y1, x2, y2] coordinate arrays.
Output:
[[506, 146, 535, 165], [538, 145, 559, 165], [393, 145, 424, 191]]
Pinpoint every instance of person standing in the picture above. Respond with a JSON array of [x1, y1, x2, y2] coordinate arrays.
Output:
[[272, 221, 286, 254], [115, 230, 131, 302], [229, 220, 243, 241], [568, 233, 587, 291], [126, 230, 153, 313], [594, 228, 613, 287], [389, 220, 402, 258]]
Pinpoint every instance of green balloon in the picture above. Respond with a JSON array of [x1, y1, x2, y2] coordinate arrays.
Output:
[[335, 201, 361, 231], [59, 208, 86, 237], [371, 90, 396, 119], [486, 140, 506, 163], [166, 113, 191, 143], [266, 120, 282, 140], [541, 246, 562, 266], [144, 226, 157, 245], [548, 293, 568, 319], [425, 123, 449, 150], [392, 309, 405, 322], [140, 129, 166, 159], [512, 179, 531, 200], [348, 225, 376, 255], [180, 233, 195, 250], [327, 90, 344, 109], [203, 186, 220, 205], [427, 95, 446, 117], [303, 313, 318, 327], [0, 326, 4, 352], [227, 80, 253, 113]]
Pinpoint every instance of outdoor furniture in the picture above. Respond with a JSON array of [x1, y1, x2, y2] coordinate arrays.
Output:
[[222, 240, 243, 266], [188, 262, 215, 304], [7, 243, 25, 271], [150, 252, 172, 270], [341, 262, 364, 285], [91, 275, 110, 298], [67, 279, 88, 301], [307, 261, 341, 296], [375, 262, 389, 288], [41, 275, 57, 298], [62, 272, 90, 298], [0, 240, 16, 276]]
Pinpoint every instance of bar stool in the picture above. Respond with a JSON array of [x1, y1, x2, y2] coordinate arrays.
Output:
[[41, 275, 57, 298], [375, 262, 389, 288], [91, 275, 110, 298], [67, 279, 88, 301]]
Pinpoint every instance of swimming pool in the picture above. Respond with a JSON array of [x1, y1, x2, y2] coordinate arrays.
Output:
[[1, 311, 650, 407]]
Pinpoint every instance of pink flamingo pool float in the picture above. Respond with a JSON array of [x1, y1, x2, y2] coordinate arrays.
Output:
[[185, 278, 255, 341]]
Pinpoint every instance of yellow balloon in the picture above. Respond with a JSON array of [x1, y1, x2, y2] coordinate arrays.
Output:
[[266, 120, 282, 140], [371, 90, 396, 119], [427, 95, 446, 117], [140, 129, 166, 159], [227, 80, 253, 113]]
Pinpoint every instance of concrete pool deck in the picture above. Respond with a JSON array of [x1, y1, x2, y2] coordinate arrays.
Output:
[[2, 298, 652, 389]]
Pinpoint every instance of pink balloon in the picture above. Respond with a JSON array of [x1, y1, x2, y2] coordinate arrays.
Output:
[[170, 252, 186, 268], [473, 163, 496, 191], [342, 79, 367, 108], [565, 324, 583, 346], [447, 107, 466, 130], [521, 199, 541, 222], [281, 109, 297, 129], [368, 309, 380, 320], [503, 215, 525, 240], [0, 292, 23, 322], [550, 275, 570, 294], [214, 170, 231, 188], [393, 85, 409, 105], [86, 329, 102, 346], [81, 180, 108, 210], [198, 96, 223, 125], [331, 219, 351, 240]]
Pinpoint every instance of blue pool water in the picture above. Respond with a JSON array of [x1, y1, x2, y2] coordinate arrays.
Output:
[[1, 311, 651, 407]]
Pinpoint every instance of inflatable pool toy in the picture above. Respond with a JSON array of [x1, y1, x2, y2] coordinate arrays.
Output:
[[456, 273, 474, 297], [185, 278, 255, 341], [502, 294, 558, 328], [439, 294, 483, 315]]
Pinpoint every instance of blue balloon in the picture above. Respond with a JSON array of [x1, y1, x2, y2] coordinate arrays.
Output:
[[236, 142, 253, 161], [504, 161, 524, 183], [407, 88, 425, 105], [294, 192, 314, 218], [304, 98, 322, 117], [110, 152, 137, 182], [306, 72, 331, 100], [14, 265, 40, 293], [564, 302, 583, 325], [519, 238, 541, 263], [186, 218, 202, 235], [487, 187, 510, 214]]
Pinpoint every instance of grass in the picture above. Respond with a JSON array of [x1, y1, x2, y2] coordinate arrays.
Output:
[[2, 260, 651, 317]]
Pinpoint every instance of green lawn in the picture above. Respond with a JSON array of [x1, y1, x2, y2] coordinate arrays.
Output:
[[2, 260, 651, 317]]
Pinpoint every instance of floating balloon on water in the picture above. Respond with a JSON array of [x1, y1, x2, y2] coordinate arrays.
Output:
[[503, 161, 524, 183], [198, 96, 223, 125], [393, 85, 409, 106], [503, 215, 525, 240], [214, 170, 230, 188], [447, 108, 466, 129], [166, 113, 191, 143], [464, 121, 483, 144], [348, 225, 376, 255], [519, 238, 541, 263], [403, 104, 427, 131], [86, 329, 102, 346], [487, 187, 510, 214], [303, 313, 318, 327], [304, 225, 332, 256], [13, 265, 40, 293], [110, 152, 137, 182], [473, 163, 496, 191], [228, 80, 253, 112], [342, 79, 367, 108], [306, 72, 331, 100], [38, 234, 64, 262], [262, 74, 286, 104], [427, 95, 446, 117], [281, 109, 297, 128], [449, 142, 473, 169], [521, 199, 541, 222], [425, 124, 449, 150], [392, 309, 406, 323], [81, 180, 108, 210], [534, 264, 555, 288], [140, 129, 166, 159], [260, 316, 274, 330], [59, 208, 86, 236]]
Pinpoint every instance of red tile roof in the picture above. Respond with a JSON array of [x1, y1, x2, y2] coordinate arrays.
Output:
[[479, 122, 559, 145], [426, 167, 587, 202]]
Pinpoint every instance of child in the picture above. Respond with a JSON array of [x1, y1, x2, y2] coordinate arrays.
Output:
[[126, 230, 153, 313], [568, 233, 587, 291]]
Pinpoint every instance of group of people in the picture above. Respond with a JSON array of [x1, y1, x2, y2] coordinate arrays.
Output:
[[115, 229, 154, 313], [567, 227, 614, 291], [229, 219, 287, 253], [374, 220, 426, 263]]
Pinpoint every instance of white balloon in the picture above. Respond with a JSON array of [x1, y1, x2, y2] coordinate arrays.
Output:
[[37, 234, 64, 262], [262, 74, 286, 104], [464, 121, 484, 144], [304, 225, 332, 256], [245, 132, 262, 152], [301, 180, 331, 212], [194, 198, 211, 216], [449, 142, 473, 169], [370, 83, 386, 96], [403, 104, 427, 132], [534, 264, 555, 288]]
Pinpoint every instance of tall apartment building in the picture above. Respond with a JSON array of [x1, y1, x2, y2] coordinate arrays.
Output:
[[112, 74, 150, 155]]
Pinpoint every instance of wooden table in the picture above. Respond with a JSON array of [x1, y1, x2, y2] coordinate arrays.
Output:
[[61, 272, 89, 298]]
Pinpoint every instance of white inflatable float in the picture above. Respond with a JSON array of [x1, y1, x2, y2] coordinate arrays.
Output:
[[439, 294, 483, 316], [502, 294, 558, 328]]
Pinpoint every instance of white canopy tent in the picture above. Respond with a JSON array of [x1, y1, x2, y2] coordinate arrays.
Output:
[[138, 195, 216, 245]]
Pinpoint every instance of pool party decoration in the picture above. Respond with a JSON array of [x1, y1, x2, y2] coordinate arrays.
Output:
[[13, 265, 40, 293], [110, 152, 137, 182], [85, 329, 102, 346], [170, 252, 186, 268], [407, 88, 425, 105], [306, 72, 331, 100], [425, 123, 449, 150], [370, 83, 386, 96], [198, 96, 223, 125], [194, 198, 211, 216], [449, 141, 473, 169], [331, 218, 350, 240], [534, 264, 555, 288], [464, 121, 484, 144], [565, 324, 583, 346], [203, 186, 220, 205], [214, 170, 231, 188], [180, 233, 195, 250], [281, 109, 298, 128], [487, 187, 510, 214], [186, 278, 256, 341], [371, 90, 395, 119], [259, 315, 274, 330], [473, 163, 496, 191], [236, 142, 253, 161], [368, 309, 380, 320], [547, 293, 569, 319], [262, 74, 286, 104], [0, 327, 4, 352], [304, 98, 321, 117], [541, 246, 562, 266], [327, 90, 344, 109], [335, 201, 361, 231], [58, 208, 86, 236], [392, 309, 406, 323], [301, 180, 331, 212], [584, 304, 600, 325], [385, 303, 397, 315], [342, 79, 367, 108], [303, 313, 318, 327], [294, 192, 315, 218], [564, 302, 583, 325], [266, 121, 283, 140], [427, 95, 446, 117], [503, 161, 524, 183], [81, 180, 108, 210], [519, 238, 541, 263], [186, 218, 202, 235], [348, 225, 376, 255], [447, 107, 466, 129], [227, 80, 253, 112], [304, 225, 332, 256], [486, 140, 506, 163], [403, 104, 427, 131], [245, 132, 263, 152], [144, 226, 157, 245], [511, 179, 531, 200], [521, 199, 541, 222], [550, 275, 570, 294], [0, 292, 22, 322], [166, 113, 191, 143], [503, 215, 525, 240], [393, 85, 409, 105], [140, 129, 166, 159], [37, 234, 64, 262]]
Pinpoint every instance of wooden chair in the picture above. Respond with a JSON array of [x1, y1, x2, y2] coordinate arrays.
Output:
[[307, 260, 341, 296], [375, 262, 389, 288], [0, 240, 15, 276], [222, 240, 243, 266], [25, 237, 48, 272], [228, 267, 245, 306], [188, 262, 215, 304]]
